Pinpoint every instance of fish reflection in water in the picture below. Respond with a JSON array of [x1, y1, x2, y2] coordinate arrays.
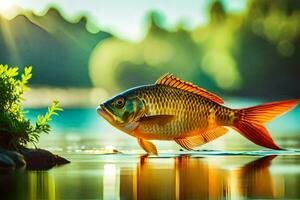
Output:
[[236, 155, 277, 198], [129, 155, 278, 200], [1, 154, 298, 199]]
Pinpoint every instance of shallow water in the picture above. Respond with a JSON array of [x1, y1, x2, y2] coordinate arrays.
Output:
[[1, 103, 300, 199], [1, 152, 300, 199]]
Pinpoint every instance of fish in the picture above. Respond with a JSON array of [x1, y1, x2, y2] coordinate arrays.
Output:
[[97, 73, 299, 154]]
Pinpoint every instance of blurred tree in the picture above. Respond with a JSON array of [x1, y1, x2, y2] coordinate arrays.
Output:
[[192, 1, 243, 91], [89, 12, 218, 94], [90, 0, 299, 98], [235, 0, 300, 98]]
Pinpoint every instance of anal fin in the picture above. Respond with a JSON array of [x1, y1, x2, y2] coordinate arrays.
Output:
[[175, 127, 228, 150]]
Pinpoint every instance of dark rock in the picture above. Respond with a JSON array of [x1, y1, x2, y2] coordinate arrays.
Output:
[[0, 153, 15, 171], [0, 147, 70, 171], [19, 147, 70, 170], [0, 149, 26, 169]]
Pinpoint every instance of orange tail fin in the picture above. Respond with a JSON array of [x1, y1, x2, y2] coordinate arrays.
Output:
[[232, 99, 300, 150]]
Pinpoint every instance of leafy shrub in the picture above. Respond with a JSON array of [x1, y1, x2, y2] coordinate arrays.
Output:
[[0, 64, 62, 149]]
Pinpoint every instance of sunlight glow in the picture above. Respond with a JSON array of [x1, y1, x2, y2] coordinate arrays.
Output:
[[0, 0, 13, 11], [105, 145, 115, 152], [0, 0, 17, 18]]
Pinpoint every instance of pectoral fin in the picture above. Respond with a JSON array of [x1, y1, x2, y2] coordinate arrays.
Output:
[[175, 127, 228, 150], [139, 115, 175, 126], [137, 138, 158, 155]]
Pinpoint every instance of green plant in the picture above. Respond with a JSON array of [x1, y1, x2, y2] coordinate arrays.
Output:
[[0, 64, 62, 149]]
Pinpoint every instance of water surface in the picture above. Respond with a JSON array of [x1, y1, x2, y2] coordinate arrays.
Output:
[[1, 152, 300, 199]]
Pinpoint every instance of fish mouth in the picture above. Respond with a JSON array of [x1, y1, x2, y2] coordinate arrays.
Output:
[[97, 104, 114, 122]]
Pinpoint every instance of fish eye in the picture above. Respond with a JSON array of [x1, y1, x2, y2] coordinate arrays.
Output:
[[114, 97, 125, 109]]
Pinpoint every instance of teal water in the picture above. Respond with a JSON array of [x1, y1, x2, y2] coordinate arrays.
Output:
[[1, 100, 299, 199]]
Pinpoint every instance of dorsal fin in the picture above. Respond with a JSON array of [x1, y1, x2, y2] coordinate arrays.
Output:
[[155, 73, 224, 104]]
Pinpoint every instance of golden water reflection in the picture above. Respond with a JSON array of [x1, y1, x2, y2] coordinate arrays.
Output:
[[1, 154, 300, 199], [134, 155, 279, 200]]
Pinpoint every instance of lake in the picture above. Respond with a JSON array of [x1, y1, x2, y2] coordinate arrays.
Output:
[[1, 100, 300, 199]]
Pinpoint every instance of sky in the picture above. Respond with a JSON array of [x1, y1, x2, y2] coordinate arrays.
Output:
[[0, 0, 248, 41]]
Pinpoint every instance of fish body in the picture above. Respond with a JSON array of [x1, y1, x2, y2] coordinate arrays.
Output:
[[97, 73, 299, 154], [118, 84, 233, 140]]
